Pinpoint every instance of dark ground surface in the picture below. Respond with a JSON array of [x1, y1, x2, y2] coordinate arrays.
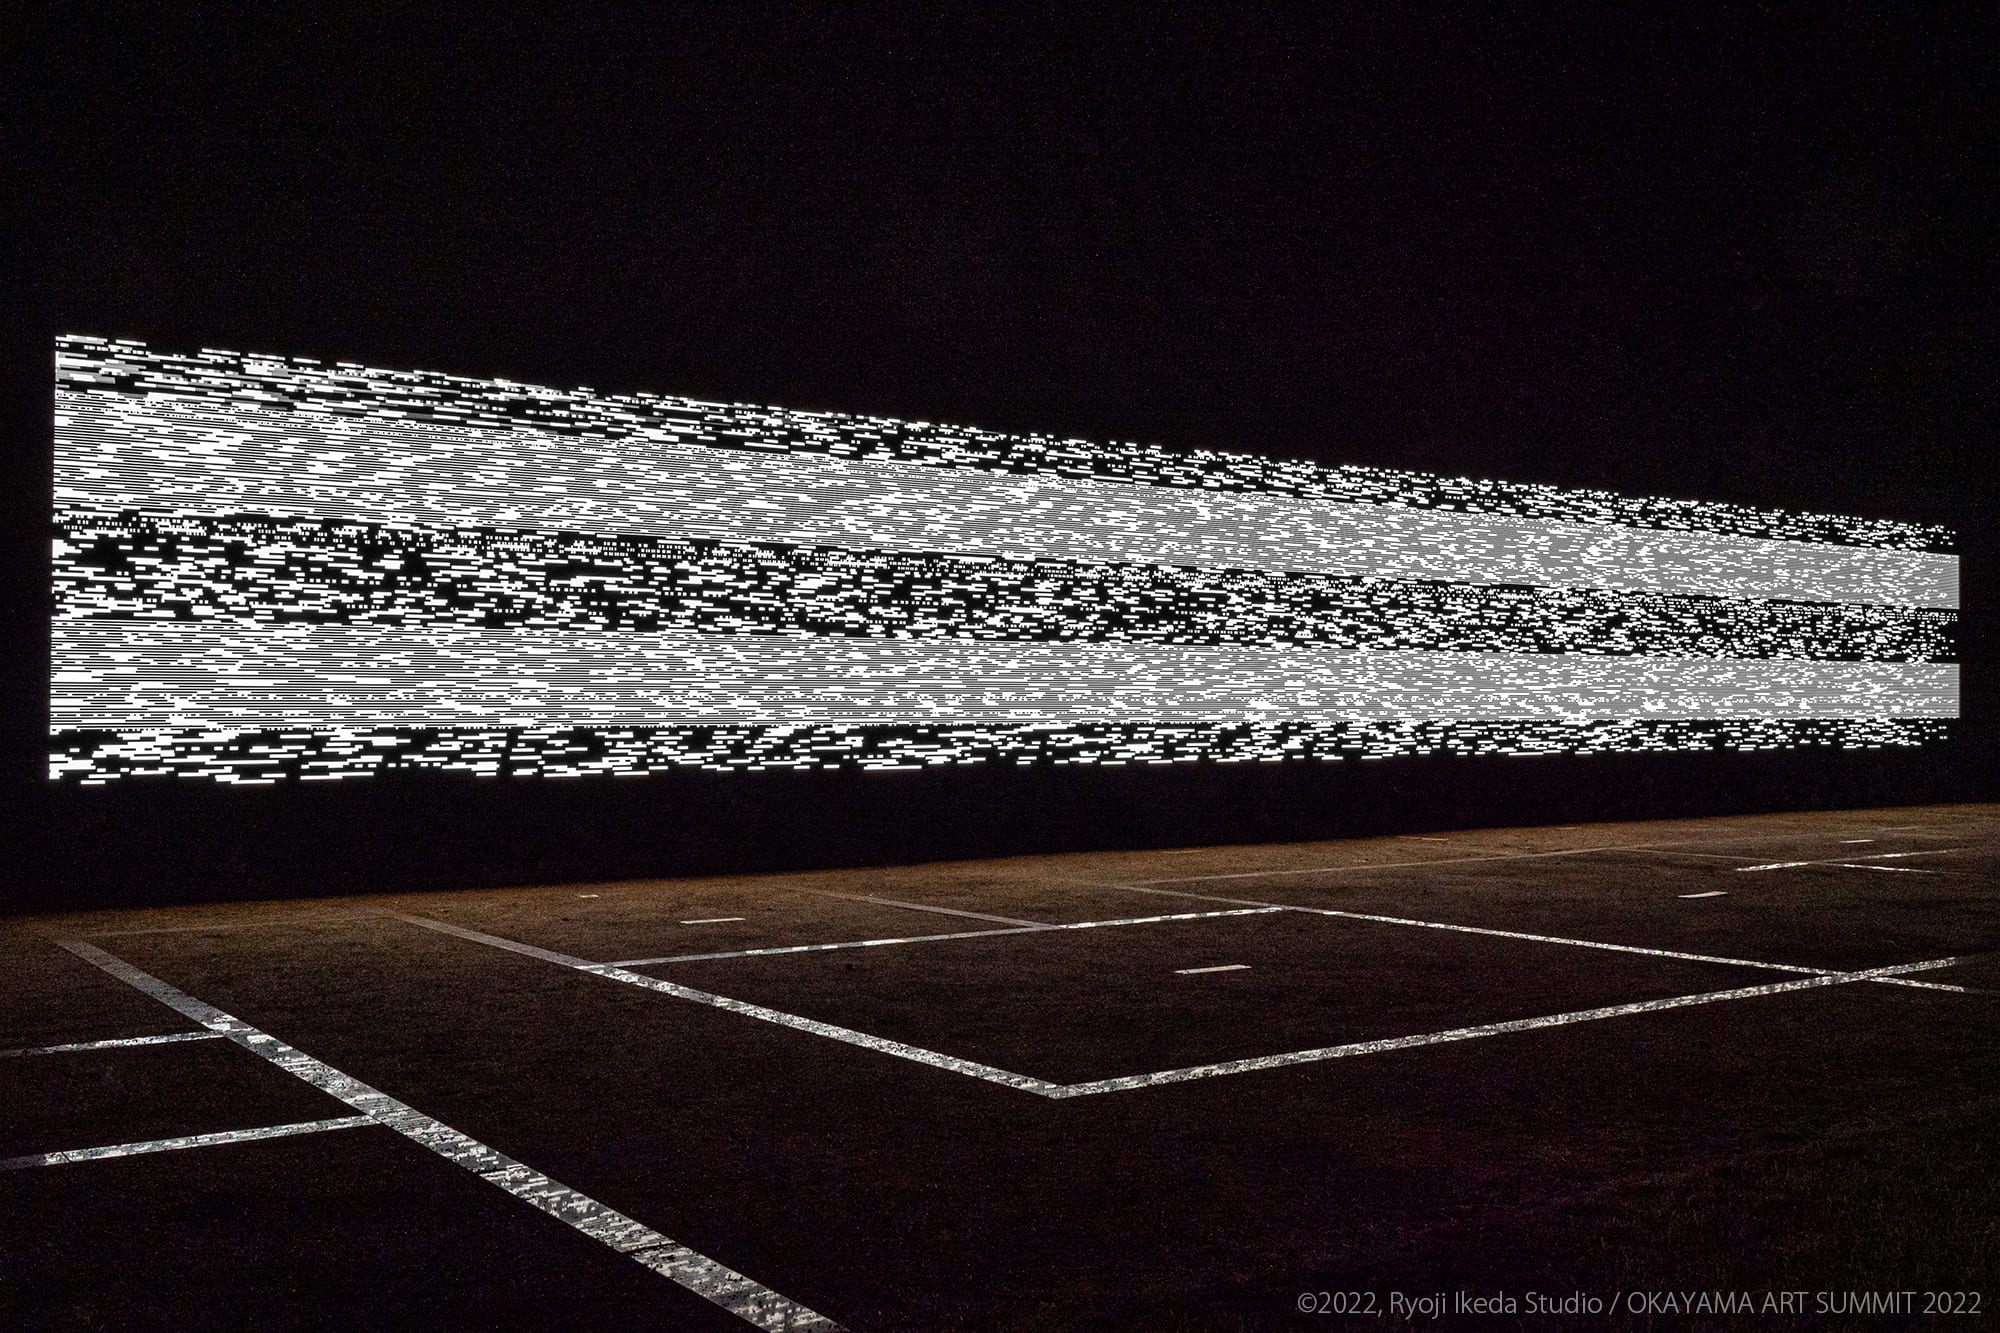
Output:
[[3, 804, 1996, 1330]]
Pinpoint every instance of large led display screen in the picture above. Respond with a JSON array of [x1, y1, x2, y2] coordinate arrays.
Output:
[[51, 335, 1958, 785]]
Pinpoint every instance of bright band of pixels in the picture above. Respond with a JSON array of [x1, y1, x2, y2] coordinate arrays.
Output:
[[52, 335, 1958, 784]]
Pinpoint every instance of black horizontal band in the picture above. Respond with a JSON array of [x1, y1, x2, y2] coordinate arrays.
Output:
[[55, 508, 1956, 664], [52, 717, 1953, 785]]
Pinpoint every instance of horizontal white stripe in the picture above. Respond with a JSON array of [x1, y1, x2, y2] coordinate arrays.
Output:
[[1738, 848, 1966, 871], [1048, 958, 1964, 1096], [1123, 834, 1885, 885], [614, 926, 1049, 966], [609, 908, 1281, 967], [802, 890, 1048, 927], [0, 1116, 375, 1170], [0, 1030, 226, 1057], [53, 937, 844, 1331], [50, 623, 1958, 728], [1107, 886, 1967, 993], [56, 392, 1955, 607], [56, 338, 1951, 554]]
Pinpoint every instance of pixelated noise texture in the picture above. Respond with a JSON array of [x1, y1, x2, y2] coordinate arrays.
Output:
[[51, 335, 1958, 784]]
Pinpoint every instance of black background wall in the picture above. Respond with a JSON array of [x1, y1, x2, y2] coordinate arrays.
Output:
[[19, 740, 1997, 910], [6, 8, 1994, 910]]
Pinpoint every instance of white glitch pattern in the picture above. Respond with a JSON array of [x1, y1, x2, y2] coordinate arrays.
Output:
[[51, 335, 1958, 783]]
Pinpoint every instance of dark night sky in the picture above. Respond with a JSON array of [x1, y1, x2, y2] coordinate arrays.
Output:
[[14, 5, 1995, 530]]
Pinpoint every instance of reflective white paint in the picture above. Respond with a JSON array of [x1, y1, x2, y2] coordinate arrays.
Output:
[[0, 1030, 226, 1058], [52, 937, 844, 1332], [0, 1116, 374, 1170]]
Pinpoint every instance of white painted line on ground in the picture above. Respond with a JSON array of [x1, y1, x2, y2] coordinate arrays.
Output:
[[1047, 957, 1966, 1097], [77, 916, 345, 938], [1105, 883, 1971, 992], [1064, 908, 1277, 931], [0, 1116, 376, 1171], [1833, 863, 1944, 873], [1303, 907, 1847, 975], [1840, 839, 1877, 844], [610, 908, 1283, 967], [800, 889, 1048, 927], [1137, 822, 1998, 884], [0, 1030, 227, 1058], [1677, 892, 1728, 899], [383, 910, 1977, 1099], [1132, 837, 1742, 884], [52, 936, 843, 1333], [1176, 964, 1250, 975], [681, 917, 746, 924], [614, 926, 1045, 966], [385, 912, 1070, 1097], [1738, 849, 1967, 871], [578, 894, 600, 898]]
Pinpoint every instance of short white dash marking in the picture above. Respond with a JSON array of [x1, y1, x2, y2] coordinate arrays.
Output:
[[1677, 891, 1728, 899], [681, 917, 746, 925], [1176, 964, 1250, 974], [578, 893, 600, 898], [1840, 839, 1876, 844], [1832, 863, 1942, 873], [0, 1116, 375, 1170], [54, 937, 842, 1332]]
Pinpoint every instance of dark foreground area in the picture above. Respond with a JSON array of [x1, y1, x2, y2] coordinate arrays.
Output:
[[3, 804, 1996, 1330]]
